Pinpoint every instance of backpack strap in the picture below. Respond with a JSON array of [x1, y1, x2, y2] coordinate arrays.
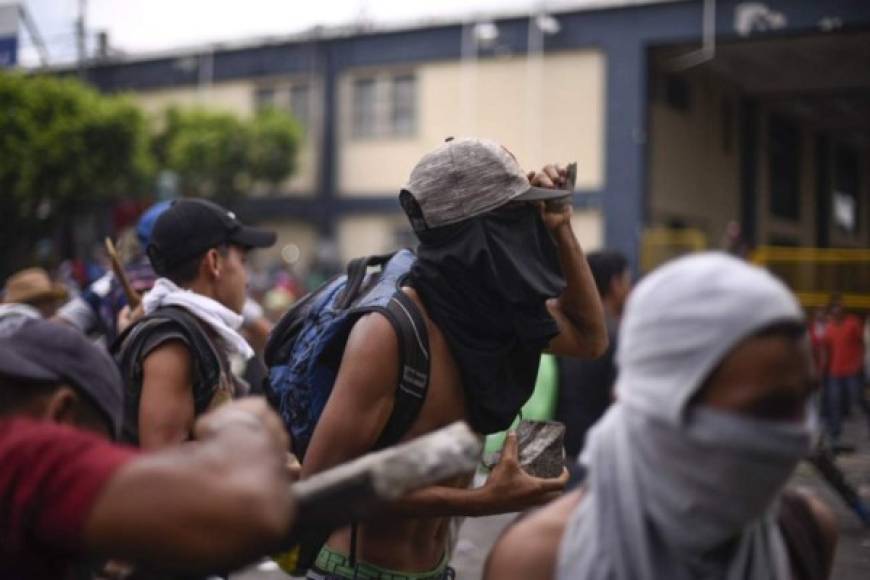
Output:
[[343, 288, 430, 576], [336, 253, 394, 310], [374, 288, 431, 449]]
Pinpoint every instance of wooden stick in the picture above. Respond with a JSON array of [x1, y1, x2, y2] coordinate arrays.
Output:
[[104, 237, 142, 308]]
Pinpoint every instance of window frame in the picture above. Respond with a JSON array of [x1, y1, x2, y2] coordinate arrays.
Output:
[[348, 71, 418, 141]]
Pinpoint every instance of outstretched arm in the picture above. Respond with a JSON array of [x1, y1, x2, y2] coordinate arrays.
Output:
[[301, 313, 567, 517], [84, 398, 295, 572], [389, 431, 566, 517]]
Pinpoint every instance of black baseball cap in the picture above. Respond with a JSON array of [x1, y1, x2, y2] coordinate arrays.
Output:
[[0, 319, 124, 438], [147, 198, 277, 275]]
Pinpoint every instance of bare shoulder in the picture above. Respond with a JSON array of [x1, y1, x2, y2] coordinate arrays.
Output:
[[346, 309, 399, 352], [341, 311, 399, 380], [327, 310, 401, 410], [484, 490, 584, 580], [141, 339, 192, 389], [301, 310, 402, 476], [798, 490, 838, 566], [803, 492, 837, 539]]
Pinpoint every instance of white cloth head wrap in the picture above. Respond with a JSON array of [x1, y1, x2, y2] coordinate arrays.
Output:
[[557, 252, 809, 580]]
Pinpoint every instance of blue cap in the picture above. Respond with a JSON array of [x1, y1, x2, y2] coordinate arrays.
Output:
[[137, 200, 173, 246]]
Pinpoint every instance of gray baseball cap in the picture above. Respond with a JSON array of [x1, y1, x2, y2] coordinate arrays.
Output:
[[0, 318, 124, 438], [400, 138, 572, 230]]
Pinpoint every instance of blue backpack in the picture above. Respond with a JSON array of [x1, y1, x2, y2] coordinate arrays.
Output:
[[264, 250, 431, 461]]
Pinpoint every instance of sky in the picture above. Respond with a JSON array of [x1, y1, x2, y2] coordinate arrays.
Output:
[[12, 0, 632, 66]]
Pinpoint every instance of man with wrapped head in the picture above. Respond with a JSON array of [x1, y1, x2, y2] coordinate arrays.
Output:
[[486, 252, 837, 580], [300, 138, 608, 579]]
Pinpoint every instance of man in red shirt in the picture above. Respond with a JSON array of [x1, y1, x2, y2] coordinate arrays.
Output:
[[824, 296, 870, 443], [808, 307, 829, 381], [0, 318, 296, 579]]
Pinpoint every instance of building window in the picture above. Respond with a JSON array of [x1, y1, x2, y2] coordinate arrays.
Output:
[[833, 145, 860, 233], [254, 82, 314, 133], [352, 78, 378, 138], [350, 73, 417, 139], [768, 115, 801, 221], [255, 86, 276, 111], [391, 75, 417, 136], [290, 84, 311, 131]]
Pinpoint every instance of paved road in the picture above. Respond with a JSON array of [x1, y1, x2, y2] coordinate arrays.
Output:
[[234, 415, 870, 580]]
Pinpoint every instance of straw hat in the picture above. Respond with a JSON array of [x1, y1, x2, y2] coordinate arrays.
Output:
[[2, 268, 69, 305]]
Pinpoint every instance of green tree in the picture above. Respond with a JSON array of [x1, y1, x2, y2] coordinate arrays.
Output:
[[0, 72, 154, 276], [155, 106, 302, 202], [249, 107, 303, 187]]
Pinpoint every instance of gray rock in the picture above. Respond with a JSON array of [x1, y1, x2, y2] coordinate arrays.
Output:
[[515, 420, 566, 479], [484, 420, 567, 479]]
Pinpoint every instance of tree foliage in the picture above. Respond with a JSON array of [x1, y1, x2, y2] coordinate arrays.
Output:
[[0, 72, 154, 219], [155, 106, 302, 201], [0, 72, 154, 275], [0, 72, 302, 277], [249, 107, 302, 186]]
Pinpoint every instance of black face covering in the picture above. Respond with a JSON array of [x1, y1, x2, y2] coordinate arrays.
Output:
[[408, 203, 566, 434]]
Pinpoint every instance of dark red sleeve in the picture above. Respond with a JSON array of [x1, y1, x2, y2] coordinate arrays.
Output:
[[0, 418, 138, 555]]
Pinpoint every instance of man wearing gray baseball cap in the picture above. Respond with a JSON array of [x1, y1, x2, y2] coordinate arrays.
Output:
[[300, 138, 608, 579]]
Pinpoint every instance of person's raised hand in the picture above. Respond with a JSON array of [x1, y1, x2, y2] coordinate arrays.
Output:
[[480, 431, 568, 515], [536, 200, 572, 233], [527, 164, 567, 189], [117, 303, 144, 334], [527, 164, 573, 233]]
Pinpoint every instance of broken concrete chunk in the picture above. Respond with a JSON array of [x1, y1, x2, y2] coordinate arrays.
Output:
[[484, 420, 567, 479], [515, 420, 566, 479]]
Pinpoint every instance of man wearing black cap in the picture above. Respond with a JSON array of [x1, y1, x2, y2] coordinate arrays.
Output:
[[0, 319, 297, 579], [117, 198, 276, 449], [299, 139, 607, 579]]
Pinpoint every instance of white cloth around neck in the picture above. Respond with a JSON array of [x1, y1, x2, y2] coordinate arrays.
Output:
[[142, 278, 254, 360]]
